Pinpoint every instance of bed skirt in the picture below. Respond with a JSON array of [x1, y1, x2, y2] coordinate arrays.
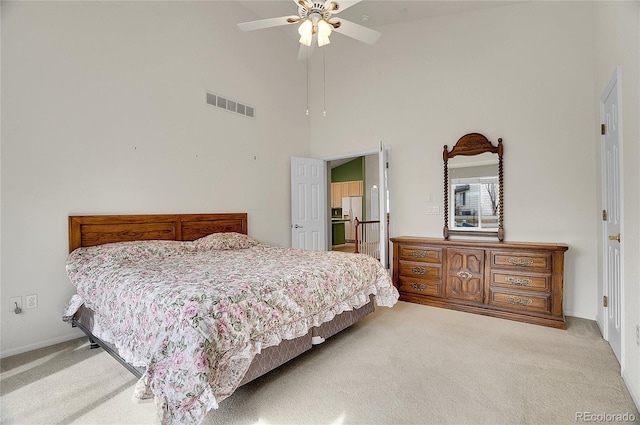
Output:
[[72, 296, 375, 386]]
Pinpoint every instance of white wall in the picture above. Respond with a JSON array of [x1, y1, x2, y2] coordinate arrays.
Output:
[[593, 1, 640, 409], [1, 1, 310, 357], [309, 2, 598, 319]]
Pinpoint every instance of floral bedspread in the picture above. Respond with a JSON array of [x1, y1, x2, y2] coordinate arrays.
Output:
[[62, 233, 398, 425]]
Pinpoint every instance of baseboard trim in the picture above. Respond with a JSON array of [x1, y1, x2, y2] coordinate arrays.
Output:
[[563, 309, 595, 320], [622, 370, 640, 412], [0, 329, 83, 359]]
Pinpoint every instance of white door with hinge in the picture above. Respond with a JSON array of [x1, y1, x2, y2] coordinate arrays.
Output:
[[291, 157, 327, 250], [600, 67, 623, 363], [378, 141, 389, 268]]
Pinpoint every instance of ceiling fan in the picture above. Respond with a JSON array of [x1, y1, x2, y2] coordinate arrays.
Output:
[[237, 0, 381, 58]]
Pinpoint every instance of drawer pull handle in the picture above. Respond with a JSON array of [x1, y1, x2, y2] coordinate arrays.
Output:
[[507, 257, 534, 267], [505, 295, 533, 306], [505, 277, 533, 286], [410, 266, 428, 275], [411, 250, 428, 259], [410, 282, 428, 291], [457, 271, 472, 280]]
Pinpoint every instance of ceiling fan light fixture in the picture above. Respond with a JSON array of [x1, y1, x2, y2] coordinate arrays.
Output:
[[317, 33, 330, 47], [317, 19, 332, 46], [298, 19, 313, 46]]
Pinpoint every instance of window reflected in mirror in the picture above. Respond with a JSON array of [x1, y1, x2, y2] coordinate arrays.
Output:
[[448, 156, 499, 232], [452, 178, 499, 230]]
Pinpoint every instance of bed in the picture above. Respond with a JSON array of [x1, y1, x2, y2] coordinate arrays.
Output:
[[62, 213, 398, 425]]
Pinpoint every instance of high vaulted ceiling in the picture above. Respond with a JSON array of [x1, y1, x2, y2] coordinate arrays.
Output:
[[237, 1, 515, 29]]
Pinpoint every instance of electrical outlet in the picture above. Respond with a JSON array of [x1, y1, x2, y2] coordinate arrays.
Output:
[[26, 294, 38, 309], [9, 296, 23, 314]]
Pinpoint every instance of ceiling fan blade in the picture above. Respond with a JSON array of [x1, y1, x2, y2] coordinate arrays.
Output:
[[330, 0, 361, 14], [332, 18, 381, 45], [237, 16, 299, 32]]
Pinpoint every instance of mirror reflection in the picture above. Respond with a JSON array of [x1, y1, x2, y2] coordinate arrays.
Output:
[[449, 155, 499, 231]]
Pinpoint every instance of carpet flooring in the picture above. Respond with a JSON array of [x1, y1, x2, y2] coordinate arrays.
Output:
[[1, 301, 638, 425]]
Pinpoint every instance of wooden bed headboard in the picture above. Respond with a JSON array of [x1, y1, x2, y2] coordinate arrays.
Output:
[[68, 213, 248, 253]]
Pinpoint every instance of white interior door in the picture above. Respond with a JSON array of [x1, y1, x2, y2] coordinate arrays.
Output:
[[291, 157, 327, 250], [600, 67, 623, 363]]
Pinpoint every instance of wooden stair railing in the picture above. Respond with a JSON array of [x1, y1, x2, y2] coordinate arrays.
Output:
[[354, 218, 380, 259]]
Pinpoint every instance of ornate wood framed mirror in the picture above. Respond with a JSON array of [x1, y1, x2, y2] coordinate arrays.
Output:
[[443, 133, 504, 241]]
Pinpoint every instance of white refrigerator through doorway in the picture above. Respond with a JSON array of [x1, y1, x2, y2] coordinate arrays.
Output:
[[341, 196, 362, 242]]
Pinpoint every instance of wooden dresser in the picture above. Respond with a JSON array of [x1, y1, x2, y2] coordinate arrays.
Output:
[[390, 237, 569, 329]]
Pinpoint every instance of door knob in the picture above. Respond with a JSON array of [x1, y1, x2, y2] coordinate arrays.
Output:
[[608, 233, 621, 242], [293, 224, 304, 229]]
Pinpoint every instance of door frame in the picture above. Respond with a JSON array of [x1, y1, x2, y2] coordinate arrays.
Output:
[[598, 66, 624, 364], [323, 145, 390, 265]]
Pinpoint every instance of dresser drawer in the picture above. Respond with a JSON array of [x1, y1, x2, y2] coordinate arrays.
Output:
[[398, 276, 442, 297], [398, 245, 442, 263], [491, 271, 550, 292], [491, 251, 551, 272], [488, 289, 551, 314], [399, 260, 441, 279]]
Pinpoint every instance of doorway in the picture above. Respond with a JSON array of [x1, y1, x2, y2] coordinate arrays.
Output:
[[329, 156, 365, 254], [291, 145, 390, 265], [325, 145, 390, 267]]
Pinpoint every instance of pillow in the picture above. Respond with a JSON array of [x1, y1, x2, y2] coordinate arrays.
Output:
[[193, 232, 260, 251], [73, 240, 190, 261], [67, 240, 191, 278]]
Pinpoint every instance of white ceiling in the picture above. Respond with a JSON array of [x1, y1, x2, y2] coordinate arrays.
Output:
[[237, 1, 515, 29]]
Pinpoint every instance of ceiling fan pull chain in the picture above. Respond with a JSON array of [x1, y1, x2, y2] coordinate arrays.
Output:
[[306, 57, 310, 116], [323, 49, 327, 117]]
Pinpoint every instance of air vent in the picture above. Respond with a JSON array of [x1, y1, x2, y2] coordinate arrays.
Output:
[[206, 92, 255, 119]]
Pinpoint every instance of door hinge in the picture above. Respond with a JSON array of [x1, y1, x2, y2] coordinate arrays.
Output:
[[602, 210, 608, 221], [603, 295, 608, 307], [601, 124, 606, 135]]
